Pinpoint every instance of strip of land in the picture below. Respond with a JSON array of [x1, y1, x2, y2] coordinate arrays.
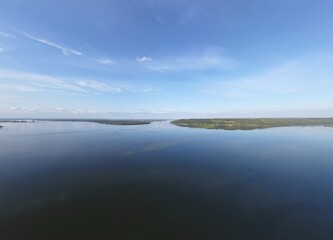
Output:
[[39, 119, 157, 125], [171, 118, 333, 130], [0, 120, 31, 123], [0, 119, 157, 126]]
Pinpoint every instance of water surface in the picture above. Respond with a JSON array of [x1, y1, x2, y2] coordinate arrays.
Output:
[[1, 121, 333, 240]]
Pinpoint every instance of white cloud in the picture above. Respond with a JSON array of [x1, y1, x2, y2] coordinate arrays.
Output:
[[95, 58, 116, 65], [0, 47, 5, 53], [24, 33, 83, 56], [0, 69, 85, 92], [21, 30, 119, 66], [14, 27, 121, 66], [136, 56, 153, 62], [0, 69, 157, 95]]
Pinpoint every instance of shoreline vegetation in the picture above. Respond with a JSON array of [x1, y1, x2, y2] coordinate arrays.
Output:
[[0, 119, 156, 126], [0, 120, 31, 123], [0, 120, 32, 129], [171, 118, 333, 130], [45, 119, 156, 125]]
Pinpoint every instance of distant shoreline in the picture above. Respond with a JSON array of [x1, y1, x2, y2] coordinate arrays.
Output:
[[171, 118, 333, 130], [0, 119, 159, 126]]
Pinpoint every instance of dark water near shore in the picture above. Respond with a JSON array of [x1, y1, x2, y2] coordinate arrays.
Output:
[[1, 120, 333, 240]]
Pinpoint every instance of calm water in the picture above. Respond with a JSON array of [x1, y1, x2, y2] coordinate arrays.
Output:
[[1, 120, 333, 240]]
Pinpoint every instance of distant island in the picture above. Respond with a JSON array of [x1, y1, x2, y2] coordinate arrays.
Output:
[[0, 120, 31, 129], [171, 118, 333, 130], [39, 119, 156, 126], [0, 119, 157, 126], [0, 120, 30, 123]]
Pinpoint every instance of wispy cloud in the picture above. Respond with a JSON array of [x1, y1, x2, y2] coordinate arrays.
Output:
[[0, 69, 85, 92], [0, 31, 13, 38], [136, 55, 153, 62], [0, 69, 157, 95], [77, 80, 122, 93], [95, 58, 117, 65], [23, 33, 83, 56], [0, 47, 5, 53], [7, 26, 117, 66], [147, 48, 235, 71], [77, 80, 157, 94], [0, 83, 42, 92], [25, 33, 119, 66]]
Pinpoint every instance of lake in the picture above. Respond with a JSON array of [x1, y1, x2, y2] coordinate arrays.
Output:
[[1, 120, 333, 240]]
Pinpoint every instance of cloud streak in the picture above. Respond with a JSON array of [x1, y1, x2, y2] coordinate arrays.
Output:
[[0, 31, 13, 38], [0, 69, 85, 92], [0, 83, 42, 92], [95, 58, 117, 65], [0, 69, 157, 95], [7, 26, 116, 66], [23, 33, 83, 56]]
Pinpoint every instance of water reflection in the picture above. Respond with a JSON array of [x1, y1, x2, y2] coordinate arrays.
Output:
[[1, 121, 333, 239]]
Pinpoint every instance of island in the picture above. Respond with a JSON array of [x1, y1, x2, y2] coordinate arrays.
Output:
[[39, 119, 157, 125], [171, 118, 333, 130], [0, 119, 161, 126], [0, 120, 29, 123]]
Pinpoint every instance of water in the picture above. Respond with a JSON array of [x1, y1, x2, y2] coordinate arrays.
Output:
[[1, 120, 333, 240]]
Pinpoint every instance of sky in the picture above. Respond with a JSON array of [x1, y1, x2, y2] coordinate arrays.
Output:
[[0, 0, 333, 119]]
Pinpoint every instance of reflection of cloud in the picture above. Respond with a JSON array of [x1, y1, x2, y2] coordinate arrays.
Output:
[[124, 140, 187, 155]]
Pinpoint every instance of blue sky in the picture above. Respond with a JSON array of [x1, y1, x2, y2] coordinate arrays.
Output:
[[0, 0, 333, 118]]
